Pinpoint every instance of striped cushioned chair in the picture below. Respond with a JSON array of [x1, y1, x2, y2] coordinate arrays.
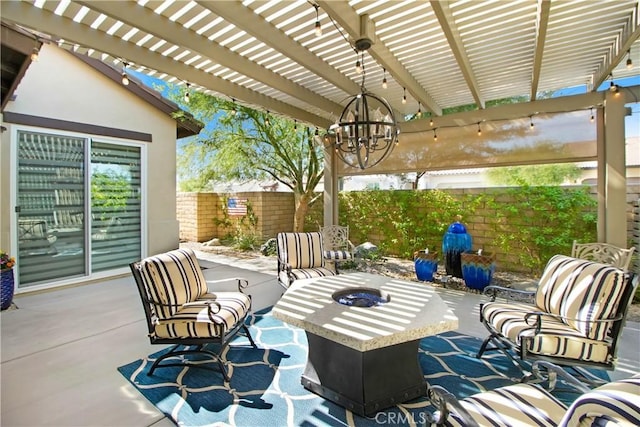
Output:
[[427, 363, 640, 427], [130, 248, 256, 381], [477, 255, 638, 381], [276, 232, 337, 289], [320, 225, 355, 272]]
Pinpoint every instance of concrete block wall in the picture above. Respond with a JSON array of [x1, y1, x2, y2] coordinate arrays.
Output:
[[178, 192, 296, 242], [176, 192, 218, 242]]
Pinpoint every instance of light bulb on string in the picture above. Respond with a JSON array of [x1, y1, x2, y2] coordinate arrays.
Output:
[[477, 122, 482, 136], [529, 116, 534, 130], [402, 87, 407, 104], [184, 83, 191, 103], [433, 129, 437, 141], [294, 120, 297, 131], [417, 102, 422, 118], [626, 50, 633, 69], [314, 5, 322, 37], [382, 68, 387, 89], [231, 98, 237, 116], [30, 44, 40, 62], [429, 116, 434, 127], [121, 62, 129, 86], [590, 108, 594, 123], [265, 111, 270, 126]]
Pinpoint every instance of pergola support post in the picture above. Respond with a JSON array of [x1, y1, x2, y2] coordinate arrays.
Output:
[[599, 91, 629, 248], [324, 143, 339, 226]]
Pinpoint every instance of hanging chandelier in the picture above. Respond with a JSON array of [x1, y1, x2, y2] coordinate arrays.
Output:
[[329, 34, 399, 170]]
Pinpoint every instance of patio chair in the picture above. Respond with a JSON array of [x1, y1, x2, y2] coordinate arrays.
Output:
[[478, 254, 638, 383], [427, 361, 640, 426], [320, 224, 355, 272], [571, 240, 635, 271], [276, 232, 337, 289], [129, 248, 256, 381]]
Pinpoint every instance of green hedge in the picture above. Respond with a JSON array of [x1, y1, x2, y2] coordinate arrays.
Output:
[[306, 186, 597, 275]]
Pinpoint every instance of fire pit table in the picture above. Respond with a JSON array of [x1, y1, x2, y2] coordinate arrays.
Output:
[[272, 272, 459, 417]]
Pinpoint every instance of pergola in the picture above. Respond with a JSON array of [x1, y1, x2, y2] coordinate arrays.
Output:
[[2, 0, 639, 246]]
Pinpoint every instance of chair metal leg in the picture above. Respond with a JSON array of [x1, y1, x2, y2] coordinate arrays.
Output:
[[147, 344, 231, 381]]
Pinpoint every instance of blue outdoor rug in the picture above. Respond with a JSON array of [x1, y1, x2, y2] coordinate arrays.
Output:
[[118, 308, 596, 426]]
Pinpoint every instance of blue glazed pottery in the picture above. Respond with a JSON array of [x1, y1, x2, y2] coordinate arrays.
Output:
[[442, 221, 472, 278], [414, 251, 438, 282], [461, 252, 496, 290]]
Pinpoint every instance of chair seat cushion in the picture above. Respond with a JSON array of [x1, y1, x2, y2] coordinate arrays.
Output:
[[447, 383, 566, 427], [288, 266, 336, 282], [482, 302, 612, 363], [153, 292, 251, 339], [324, 250, 354, 260]]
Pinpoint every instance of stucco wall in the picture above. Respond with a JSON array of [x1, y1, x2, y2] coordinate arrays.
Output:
[[1, 44, 180, 277]]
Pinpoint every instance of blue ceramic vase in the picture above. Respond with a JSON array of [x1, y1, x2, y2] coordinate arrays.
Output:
[[414, 250, 438, 282], [461, 252, 496, 291], [442, 221, 472, 279], [1, 269, 15, 310]]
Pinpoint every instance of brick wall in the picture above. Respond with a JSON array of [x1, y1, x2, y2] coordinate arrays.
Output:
[[177, 191, 296, 242], [178, 187, 639, 272], [176, 192, 219, 242]]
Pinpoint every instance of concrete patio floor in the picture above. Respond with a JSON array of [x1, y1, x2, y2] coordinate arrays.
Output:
[[1, 249, 638, 427]]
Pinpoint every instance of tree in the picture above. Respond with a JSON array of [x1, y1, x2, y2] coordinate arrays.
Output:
[[486, 163, 582, 186], [173, 88, 324, 232]]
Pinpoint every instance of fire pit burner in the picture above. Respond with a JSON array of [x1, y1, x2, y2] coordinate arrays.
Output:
[[332, 287, 389, 307]]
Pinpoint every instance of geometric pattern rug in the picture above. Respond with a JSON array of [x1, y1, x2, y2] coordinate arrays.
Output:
[[118, 308, 596, 426]]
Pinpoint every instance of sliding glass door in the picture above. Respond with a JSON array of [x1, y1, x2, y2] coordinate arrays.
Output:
[[90, 142, 141, 272], [16, 131, 86, 285], [15, 130, 142, 288]]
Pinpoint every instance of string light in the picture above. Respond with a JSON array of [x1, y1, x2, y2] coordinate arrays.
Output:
[[417, 102, 422, 118], [121, 62, 129, 86], [294, 119, 297, 131], [314, 4, 322, 37], [429, 116, 434, 127], [265, 111, 270, 126], [609, 74, 619, 94], [184, 82, 191, 103], [626, 50, 633, 69], [382, 68, 387, 89], [231, 98, 237, 116], [30, 39, 40, 62], [529, 115, 534, 130], [590, 107, 594, 123], [355, 57, 362, 74], [315, 127, 319, 136], [477, 122, 482, 136], [433, 128, 437, 141], [402, 87, 407, 104]]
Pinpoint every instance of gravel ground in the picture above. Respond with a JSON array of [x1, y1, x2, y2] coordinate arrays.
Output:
[[184, 241, 640, 322]]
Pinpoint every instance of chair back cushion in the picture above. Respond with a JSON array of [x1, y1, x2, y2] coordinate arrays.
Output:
[[559, 374, 640, 427], [138, 248, 207, 319], [535, 255, 627, 340], [277, 232, 325, 269]]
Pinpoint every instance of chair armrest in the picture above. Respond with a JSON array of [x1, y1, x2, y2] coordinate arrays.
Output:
[[484, 285, 535, 303], [183, 300, 222, 313], [207, 277, 250, 293], [523, 311, 624, 335], [531, 361, 591, 394], [426, 385, 481, 427]]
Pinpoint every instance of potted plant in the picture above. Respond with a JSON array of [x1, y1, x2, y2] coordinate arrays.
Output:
[[1, 250, 16, 310], [414, 248, 439, 282]]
